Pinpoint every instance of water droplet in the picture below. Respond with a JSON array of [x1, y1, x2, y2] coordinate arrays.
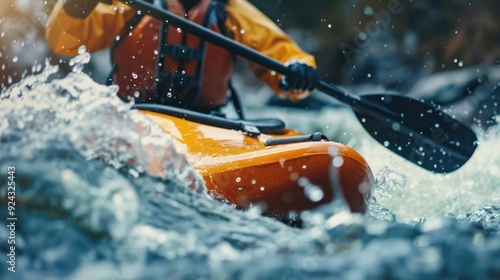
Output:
[[132, 73, 138, 79], [246, 205, 263, 219], [176, 28, 182, 33], [304, 184, 324, 202], [367, 73, 372, 78], [235, 177, 241, 183], [260, 186, 265, 191], [364, 6, 374, 16], [384, 141, 390, 147], [327, 24, 332, 28], [332, 156, 344, 167], [155, 183, 165, 192], [77, 45, 87, 55], [12, 56, 18, 63]]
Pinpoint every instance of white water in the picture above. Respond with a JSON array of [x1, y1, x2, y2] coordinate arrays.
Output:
[[0, 55, 499, 279], [259, 105, 500, 220], [232, 67, 500, 222]]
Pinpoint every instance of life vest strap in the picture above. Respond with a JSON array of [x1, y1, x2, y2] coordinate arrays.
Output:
[[157, 72, 201, 105], [162, 44, 200, 61], [158, 72, 200, 89]]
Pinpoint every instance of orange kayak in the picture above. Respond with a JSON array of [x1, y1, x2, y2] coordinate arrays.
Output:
[[136, 104, 373, 218]]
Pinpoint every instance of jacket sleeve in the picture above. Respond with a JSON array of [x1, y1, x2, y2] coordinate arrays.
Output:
[[45, 0, 136, 55], [224, 0, 317, 97]]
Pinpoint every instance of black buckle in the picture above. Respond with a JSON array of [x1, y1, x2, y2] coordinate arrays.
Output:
[[240, 122, 261, 137], [157, 72, 200, 105], [163, 44, 198, 60], [159, 72, 199, 88]]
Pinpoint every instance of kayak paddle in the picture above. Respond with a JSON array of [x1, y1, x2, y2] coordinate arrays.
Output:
[[119, 0, 478, 173]]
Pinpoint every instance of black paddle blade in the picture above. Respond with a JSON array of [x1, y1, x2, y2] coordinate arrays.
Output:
[[352, 94, 478, 173]]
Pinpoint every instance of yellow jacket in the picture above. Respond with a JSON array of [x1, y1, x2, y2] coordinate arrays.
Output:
[[45, 0, 316, 98]]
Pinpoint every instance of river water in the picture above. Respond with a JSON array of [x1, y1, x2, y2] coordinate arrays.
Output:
[[0, 54, 499, 280]]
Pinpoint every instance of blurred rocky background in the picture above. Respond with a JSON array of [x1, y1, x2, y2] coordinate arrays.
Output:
[[251, 0, 500, 129], [252, 0, 500, 86]]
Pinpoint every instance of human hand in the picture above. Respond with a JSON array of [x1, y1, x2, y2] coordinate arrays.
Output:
[[63, 0, 113, 19], [278, 62, 319, 100]]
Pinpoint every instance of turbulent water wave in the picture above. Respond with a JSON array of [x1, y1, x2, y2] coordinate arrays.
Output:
[[255, 104, 500, 220], [1, 57, 500, 279]]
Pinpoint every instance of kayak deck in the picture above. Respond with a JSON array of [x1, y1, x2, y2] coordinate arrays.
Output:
[[140, 108, 373, 216]]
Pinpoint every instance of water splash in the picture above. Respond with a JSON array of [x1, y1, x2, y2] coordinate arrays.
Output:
[[0, 54, 499, 279], [0, 54, 202, 190]]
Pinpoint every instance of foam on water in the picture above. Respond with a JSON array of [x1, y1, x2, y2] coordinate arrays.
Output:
[[335, 109, 500, 221], [0, 55, 499, 279], [0, 56, 201, 191], [260, 105, 500, 221]]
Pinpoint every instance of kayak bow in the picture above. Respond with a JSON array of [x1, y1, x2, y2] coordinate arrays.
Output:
[[136, 104, 373, 218]]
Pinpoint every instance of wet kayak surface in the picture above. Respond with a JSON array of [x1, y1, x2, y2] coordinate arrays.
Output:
[[0, 56, 499, 280]]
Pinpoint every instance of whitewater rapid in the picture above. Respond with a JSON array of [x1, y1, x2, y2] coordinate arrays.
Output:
[[0, 56, 499, 279]]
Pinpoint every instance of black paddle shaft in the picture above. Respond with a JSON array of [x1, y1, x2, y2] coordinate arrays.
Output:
[[120, 0, 478, 173]]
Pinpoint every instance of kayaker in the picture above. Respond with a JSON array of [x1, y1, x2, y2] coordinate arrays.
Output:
[[45, 0, 319, 115]]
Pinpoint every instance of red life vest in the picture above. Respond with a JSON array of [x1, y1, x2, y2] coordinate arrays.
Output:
[[111, 0, 233, 110]]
